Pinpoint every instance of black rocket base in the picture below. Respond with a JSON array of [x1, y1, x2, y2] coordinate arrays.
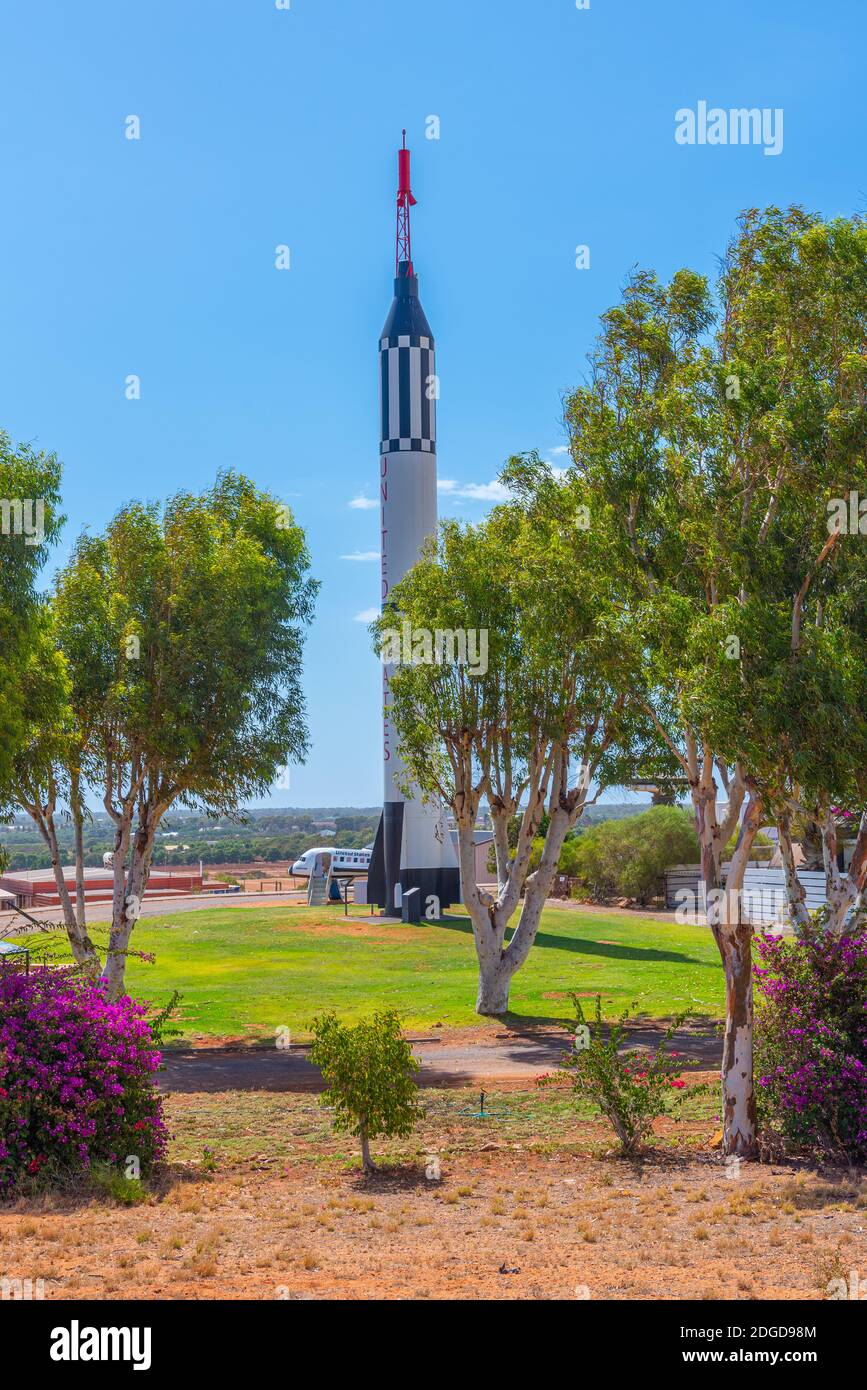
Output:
[[367, 802, 461, 916]]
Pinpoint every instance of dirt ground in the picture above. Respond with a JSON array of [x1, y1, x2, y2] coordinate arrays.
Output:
[[2, 1084, 864, 1301]]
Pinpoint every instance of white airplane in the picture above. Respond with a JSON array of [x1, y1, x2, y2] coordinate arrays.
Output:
[[291, 846, 372, 879]]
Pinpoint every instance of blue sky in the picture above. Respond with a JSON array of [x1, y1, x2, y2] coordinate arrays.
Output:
[[1, 0, 863, 806]]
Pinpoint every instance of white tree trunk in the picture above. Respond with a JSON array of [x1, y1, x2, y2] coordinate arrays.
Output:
[[102, 817, 157, 1000], [490, 811, 511, 893], [475, 956, 513, 1015], [713, 792, 762, 1156], [71, 771, 87, 933], [776, 808, 812, 933], [716, 922, 756, 1156], [455, 824, 508, 1014], [465, 804, 575, 1016], [821, 809, 867, 935]]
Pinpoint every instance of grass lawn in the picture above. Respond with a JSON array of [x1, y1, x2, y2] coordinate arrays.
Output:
[[22, 902, 726, 1040]]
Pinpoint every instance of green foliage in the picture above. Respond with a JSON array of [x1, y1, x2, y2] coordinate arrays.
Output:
[[7, 468, 319, 994], [89, 1163, 148, 1206], [522, 832, 584, 876], [564, 205, 867, 833], [52, 470, 319, 819], [554, 994, 694, 1155], [698, 210, 867, 810], [309, 1010, 422, 1170], [569, 806, 699, 903], [375, 473, 645, 815], [0, 434, 64, 818]]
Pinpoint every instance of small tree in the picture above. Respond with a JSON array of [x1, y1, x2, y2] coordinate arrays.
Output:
[[309, 1011, 422, 1174], [554, 994, 693, 1156], [375, 461, 642, 1016]]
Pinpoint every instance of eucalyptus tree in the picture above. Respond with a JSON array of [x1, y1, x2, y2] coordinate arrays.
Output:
[[0, 433, 64, 848], [683, 209, 867, 936], [563, 205, 867, 1152], [6, 614, 103, 970], [374, 459, 641, 1015], [563, 262, 768, 1152], [14, 471, 318, 998]]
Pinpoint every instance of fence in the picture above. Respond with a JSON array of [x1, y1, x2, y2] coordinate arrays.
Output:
[[664, 864, 830, 927]]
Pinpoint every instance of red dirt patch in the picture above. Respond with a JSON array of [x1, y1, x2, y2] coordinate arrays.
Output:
[[3, 1090, 863, 1301]]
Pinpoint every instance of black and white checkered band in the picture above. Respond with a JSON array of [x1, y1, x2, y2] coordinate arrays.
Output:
[[379, 438, 436, 454], [379, 335, 434, 350], [379, 337, 437, 450]]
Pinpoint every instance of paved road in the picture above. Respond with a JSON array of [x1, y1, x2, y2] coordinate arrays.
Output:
[[0, 891, 305, 932], [2, 893, 720, 935], [159, 1022, 723, 1094]]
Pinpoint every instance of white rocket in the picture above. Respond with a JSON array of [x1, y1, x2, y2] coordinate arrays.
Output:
[[367, 134, 461, 915]]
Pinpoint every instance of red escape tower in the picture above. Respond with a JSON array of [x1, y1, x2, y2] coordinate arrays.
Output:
[[395, 130, 416, 276], [366, 134, 461, 916]]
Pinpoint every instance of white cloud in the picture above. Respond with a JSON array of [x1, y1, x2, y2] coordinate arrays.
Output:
[[354, 607, 379, 623], [340, 550, 379, 562], [349, 494, 377, 510], [437, 478, 510, 503], [461, 481, 510, 502], [549, 445, 568, 456]]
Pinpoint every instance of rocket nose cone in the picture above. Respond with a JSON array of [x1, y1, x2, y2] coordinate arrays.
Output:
[[381, 271, 433, 341]]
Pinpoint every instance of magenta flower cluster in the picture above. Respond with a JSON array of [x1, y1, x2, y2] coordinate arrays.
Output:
[[754, 925, 867, 1160], [0, 966, 167, 1194]]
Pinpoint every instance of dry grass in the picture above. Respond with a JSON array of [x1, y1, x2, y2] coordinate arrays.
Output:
[[1, 1086, 863, 1301]]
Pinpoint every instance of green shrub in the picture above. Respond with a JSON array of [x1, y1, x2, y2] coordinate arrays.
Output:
[[89, 1163, 148, 1206], [553, 994, 693, 1155], [310, 1010, 422, 1174], [0, 967, 166, 1197], [493, 832, 586, 878], [754, 922, 867, 1161], [570, 806, 699, 903]]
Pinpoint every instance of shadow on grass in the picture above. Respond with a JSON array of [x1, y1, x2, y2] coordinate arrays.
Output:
[[434, 913, 712, 967]]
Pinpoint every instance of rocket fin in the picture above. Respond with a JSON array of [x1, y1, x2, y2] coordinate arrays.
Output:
[[367, 813, 386, 907]]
